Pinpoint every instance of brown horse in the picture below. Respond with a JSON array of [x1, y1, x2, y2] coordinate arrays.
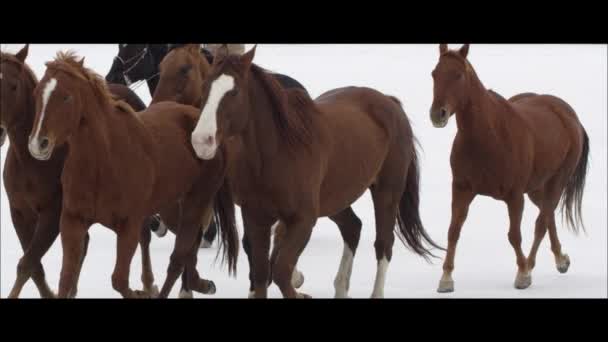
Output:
[[153, 44, 308, 296], [190, 45, 442, 298], [429, 44, 589, 292], [1, 45, 151, 298], [28, 51, 238, 298]]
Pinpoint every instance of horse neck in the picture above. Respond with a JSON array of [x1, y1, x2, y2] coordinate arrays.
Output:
[[67, 91, 117, 164], [455, 68, 504, 140], [7, 91, 37, 160], [239, 71, 283, 172], [145, 48, 166, 96]]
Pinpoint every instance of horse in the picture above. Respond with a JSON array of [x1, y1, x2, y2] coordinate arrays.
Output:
[[152, 44, 310, 296], [0, 45, 159, 298], [105, 44, 169, 95], [190, 45, 443, 298], [28, 51, 238, 298], [429, 44, 589, 292]]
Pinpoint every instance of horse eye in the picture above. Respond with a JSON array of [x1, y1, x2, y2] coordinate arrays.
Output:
[[11, 84, 17, 91], [64, 95, 72, 102]]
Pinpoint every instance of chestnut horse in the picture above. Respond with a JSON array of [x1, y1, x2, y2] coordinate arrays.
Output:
[[28, 51, 238, 298], [191, 45, 443, 298], [152, 44, 309, 295], [0, 45, 153, 298], [430, 44, 589, 292]]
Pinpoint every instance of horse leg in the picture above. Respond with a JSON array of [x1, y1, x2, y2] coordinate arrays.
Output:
[[7, 206, 55, 298], [368, 186, 398, 299], [200, 217, 217, 248], [112, 219, 149, 298], [242, 209, 272, 298], [329, 207, 362, 299], [271, 214, 316, 299], [158, 221, 201, 298], [67, 232, 90, 298], [506, 194, 531, 289], [526, 190, 547, 272], [544, 179, 571, 274], [140, 217, 159, 298], [182, 227, 217, 297], [242, 230, 255, 297], [57, 213, 90, 298], [547, 214, 570, 273], [437, 184, 475, 293]]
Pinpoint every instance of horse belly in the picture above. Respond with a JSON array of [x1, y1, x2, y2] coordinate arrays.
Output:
[[318, 108, 389, 216]]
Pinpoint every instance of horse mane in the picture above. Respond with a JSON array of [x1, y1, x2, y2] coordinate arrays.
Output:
[[248, 62, 315, 148], [0, 52, 38, 85], [46, 51, 134, 114]]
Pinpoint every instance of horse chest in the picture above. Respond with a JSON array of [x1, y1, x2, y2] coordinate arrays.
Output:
[[451, 140, 523, 199]]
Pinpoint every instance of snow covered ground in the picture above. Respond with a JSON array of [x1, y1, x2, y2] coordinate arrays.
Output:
[[1, 44, 606, 299]]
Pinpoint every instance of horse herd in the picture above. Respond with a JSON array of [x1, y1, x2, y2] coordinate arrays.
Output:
[[0, 44, 589, 299]]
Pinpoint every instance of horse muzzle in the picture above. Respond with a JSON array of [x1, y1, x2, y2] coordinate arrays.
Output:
[[0, 126, 6, 148], [430, 107, 453, 128], [191, 133, 218, 161], [28, 135, 54, 161]]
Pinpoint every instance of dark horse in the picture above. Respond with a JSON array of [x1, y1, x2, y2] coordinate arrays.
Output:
[[0, 45, 152, 298], [430, 44, 589, 292]]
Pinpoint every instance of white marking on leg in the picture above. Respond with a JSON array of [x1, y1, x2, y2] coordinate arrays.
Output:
[[0, 72, 3, 79], [179, 289, 193, 299], [334, 244, 354, 298], [191, 74, 234, 160], [371, 257, 389, 298]]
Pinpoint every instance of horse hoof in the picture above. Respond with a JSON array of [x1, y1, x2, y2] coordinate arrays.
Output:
[[204, 281, 216, 295], [132, 290, 151, 299], [296, 292, 312, 299], [146, 285, 160, 298], [179, 289, 194, 299], [248, 291, 256, 298], [291, 269, 305, 289], [68, 289, 78, 299], [437, 280, 454, 293], [514, 273, 532, 290], [557, 254, 571, 274], [334, 292, 351, 299]]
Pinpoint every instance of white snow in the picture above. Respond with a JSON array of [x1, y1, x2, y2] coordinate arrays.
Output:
[[1, 44, 606, 298]]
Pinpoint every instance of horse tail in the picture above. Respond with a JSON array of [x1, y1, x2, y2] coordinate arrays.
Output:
[[560, 127, 589, 234], [396, 146, 445, 261], [213, 180, 239, 275]]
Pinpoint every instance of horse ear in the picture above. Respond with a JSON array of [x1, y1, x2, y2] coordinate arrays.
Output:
[[78, 57, 85, 67], [240, 44, 256, 69], [459, 44, 469, 58], [16, 44, 29, 62], [439, 44, 448, 55], [214, 44, 229, 63]]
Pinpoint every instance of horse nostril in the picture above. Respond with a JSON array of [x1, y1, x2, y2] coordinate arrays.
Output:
[[439, 108, 448, 119], [205, 136, 215, 146], [39, 137, 49, 150]]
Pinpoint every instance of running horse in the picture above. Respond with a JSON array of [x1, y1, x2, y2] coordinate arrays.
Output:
[[0, 45, 154, 298], [189, 45, 443, 298], [28, 51, 238, 298], [152, 44, 310, 296], [429, 44, 589, 292], [105, 44, 246, 248]]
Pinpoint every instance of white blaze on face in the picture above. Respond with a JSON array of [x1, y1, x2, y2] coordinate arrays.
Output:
[[29, 78, 57, 151], [191, 74, 234, 160]]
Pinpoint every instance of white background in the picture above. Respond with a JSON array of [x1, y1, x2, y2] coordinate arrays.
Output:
[[1, 44, 606, 298]]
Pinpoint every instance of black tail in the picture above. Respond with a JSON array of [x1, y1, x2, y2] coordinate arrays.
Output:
[[396, 146, 445, 261], [560, 128, 589, 234], [212, 180, 239, 275]]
